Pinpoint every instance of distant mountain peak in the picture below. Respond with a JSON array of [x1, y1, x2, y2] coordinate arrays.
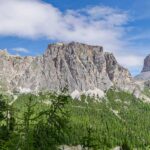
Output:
[[135, 54, 150, 80], [142, 54, 150, 72]]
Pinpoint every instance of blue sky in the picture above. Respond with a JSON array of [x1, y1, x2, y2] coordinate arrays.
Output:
[[0, 0, 150, 76]]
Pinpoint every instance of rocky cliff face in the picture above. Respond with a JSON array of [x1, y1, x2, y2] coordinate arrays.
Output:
[[134, 54, 150, 94], [135, 54, 150, 81], [142, 54, 150, 72], [0, 42, 137, 93]]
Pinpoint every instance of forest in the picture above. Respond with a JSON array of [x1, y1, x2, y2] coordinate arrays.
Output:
[[1, 89, 150, 149]]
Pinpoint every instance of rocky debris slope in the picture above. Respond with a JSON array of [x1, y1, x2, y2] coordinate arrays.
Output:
[[0, 42, 138, 94]]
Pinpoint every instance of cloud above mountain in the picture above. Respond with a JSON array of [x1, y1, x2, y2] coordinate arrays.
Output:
[[12, 47, 29, 53], [0, 0, 144, 71]]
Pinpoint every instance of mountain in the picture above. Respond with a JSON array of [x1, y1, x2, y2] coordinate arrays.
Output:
[[0, 42, 138, 94], [135, 54, 150, 81]]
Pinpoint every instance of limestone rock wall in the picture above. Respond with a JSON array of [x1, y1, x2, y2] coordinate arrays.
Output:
[[0, 42, 137, 93]]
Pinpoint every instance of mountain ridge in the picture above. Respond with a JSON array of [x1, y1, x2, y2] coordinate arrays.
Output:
[[0, 42, 139, 96]]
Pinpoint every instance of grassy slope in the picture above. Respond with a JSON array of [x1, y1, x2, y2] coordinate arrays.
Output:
[[11, 89, 150, 149]]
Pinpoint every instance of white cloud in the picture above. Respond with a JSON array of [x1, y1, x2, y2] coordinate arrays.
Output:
[[12, 47, 29, 53], [0, 0, 128, 50], [84, 6, 129, 26], [0, 0, 145, 73], [116, 55, 144, 68]]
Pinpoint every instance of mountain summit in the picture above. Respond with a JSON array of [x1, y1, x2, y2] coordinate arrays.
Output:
[[0, 42, 137, 94], [135, 54, 150, 81], [142, 54, 150, 72]]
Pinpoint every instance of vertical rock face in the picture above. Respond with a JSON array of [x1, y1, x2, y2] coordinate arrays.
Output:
[[135, 54, 150, 81], [104, 53, 134, 91], [142, 54, 150, 72], [0, 42, 136, 93], [42, 42, 112, 91]]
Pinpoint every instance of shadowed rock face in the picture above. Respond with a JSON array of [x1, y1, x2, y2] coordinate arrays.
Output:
[[135, 54, 150, 81], [0, 42, 136, 93], [142, 54, 150, 72]]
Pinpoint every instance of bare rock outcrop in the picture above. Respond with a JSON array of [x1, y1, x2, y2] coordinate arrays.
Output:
[[135, 54, 150, 90], [142, 54, 150, 72], [135, 54, 150, 81], [0, 42, 138, 94]]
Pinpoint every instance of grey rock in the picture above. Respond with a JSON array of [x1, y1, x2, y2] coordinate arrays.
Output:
[[133, 54, 150, 101], [135, 71, 150, 81], [112, 146, 122, 150], [60, 145, 82, 150], [135, 54, 150, 81], [142, 54, 150, 72], [0, 42, 137, 93], [135, 54, 150, 90]]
